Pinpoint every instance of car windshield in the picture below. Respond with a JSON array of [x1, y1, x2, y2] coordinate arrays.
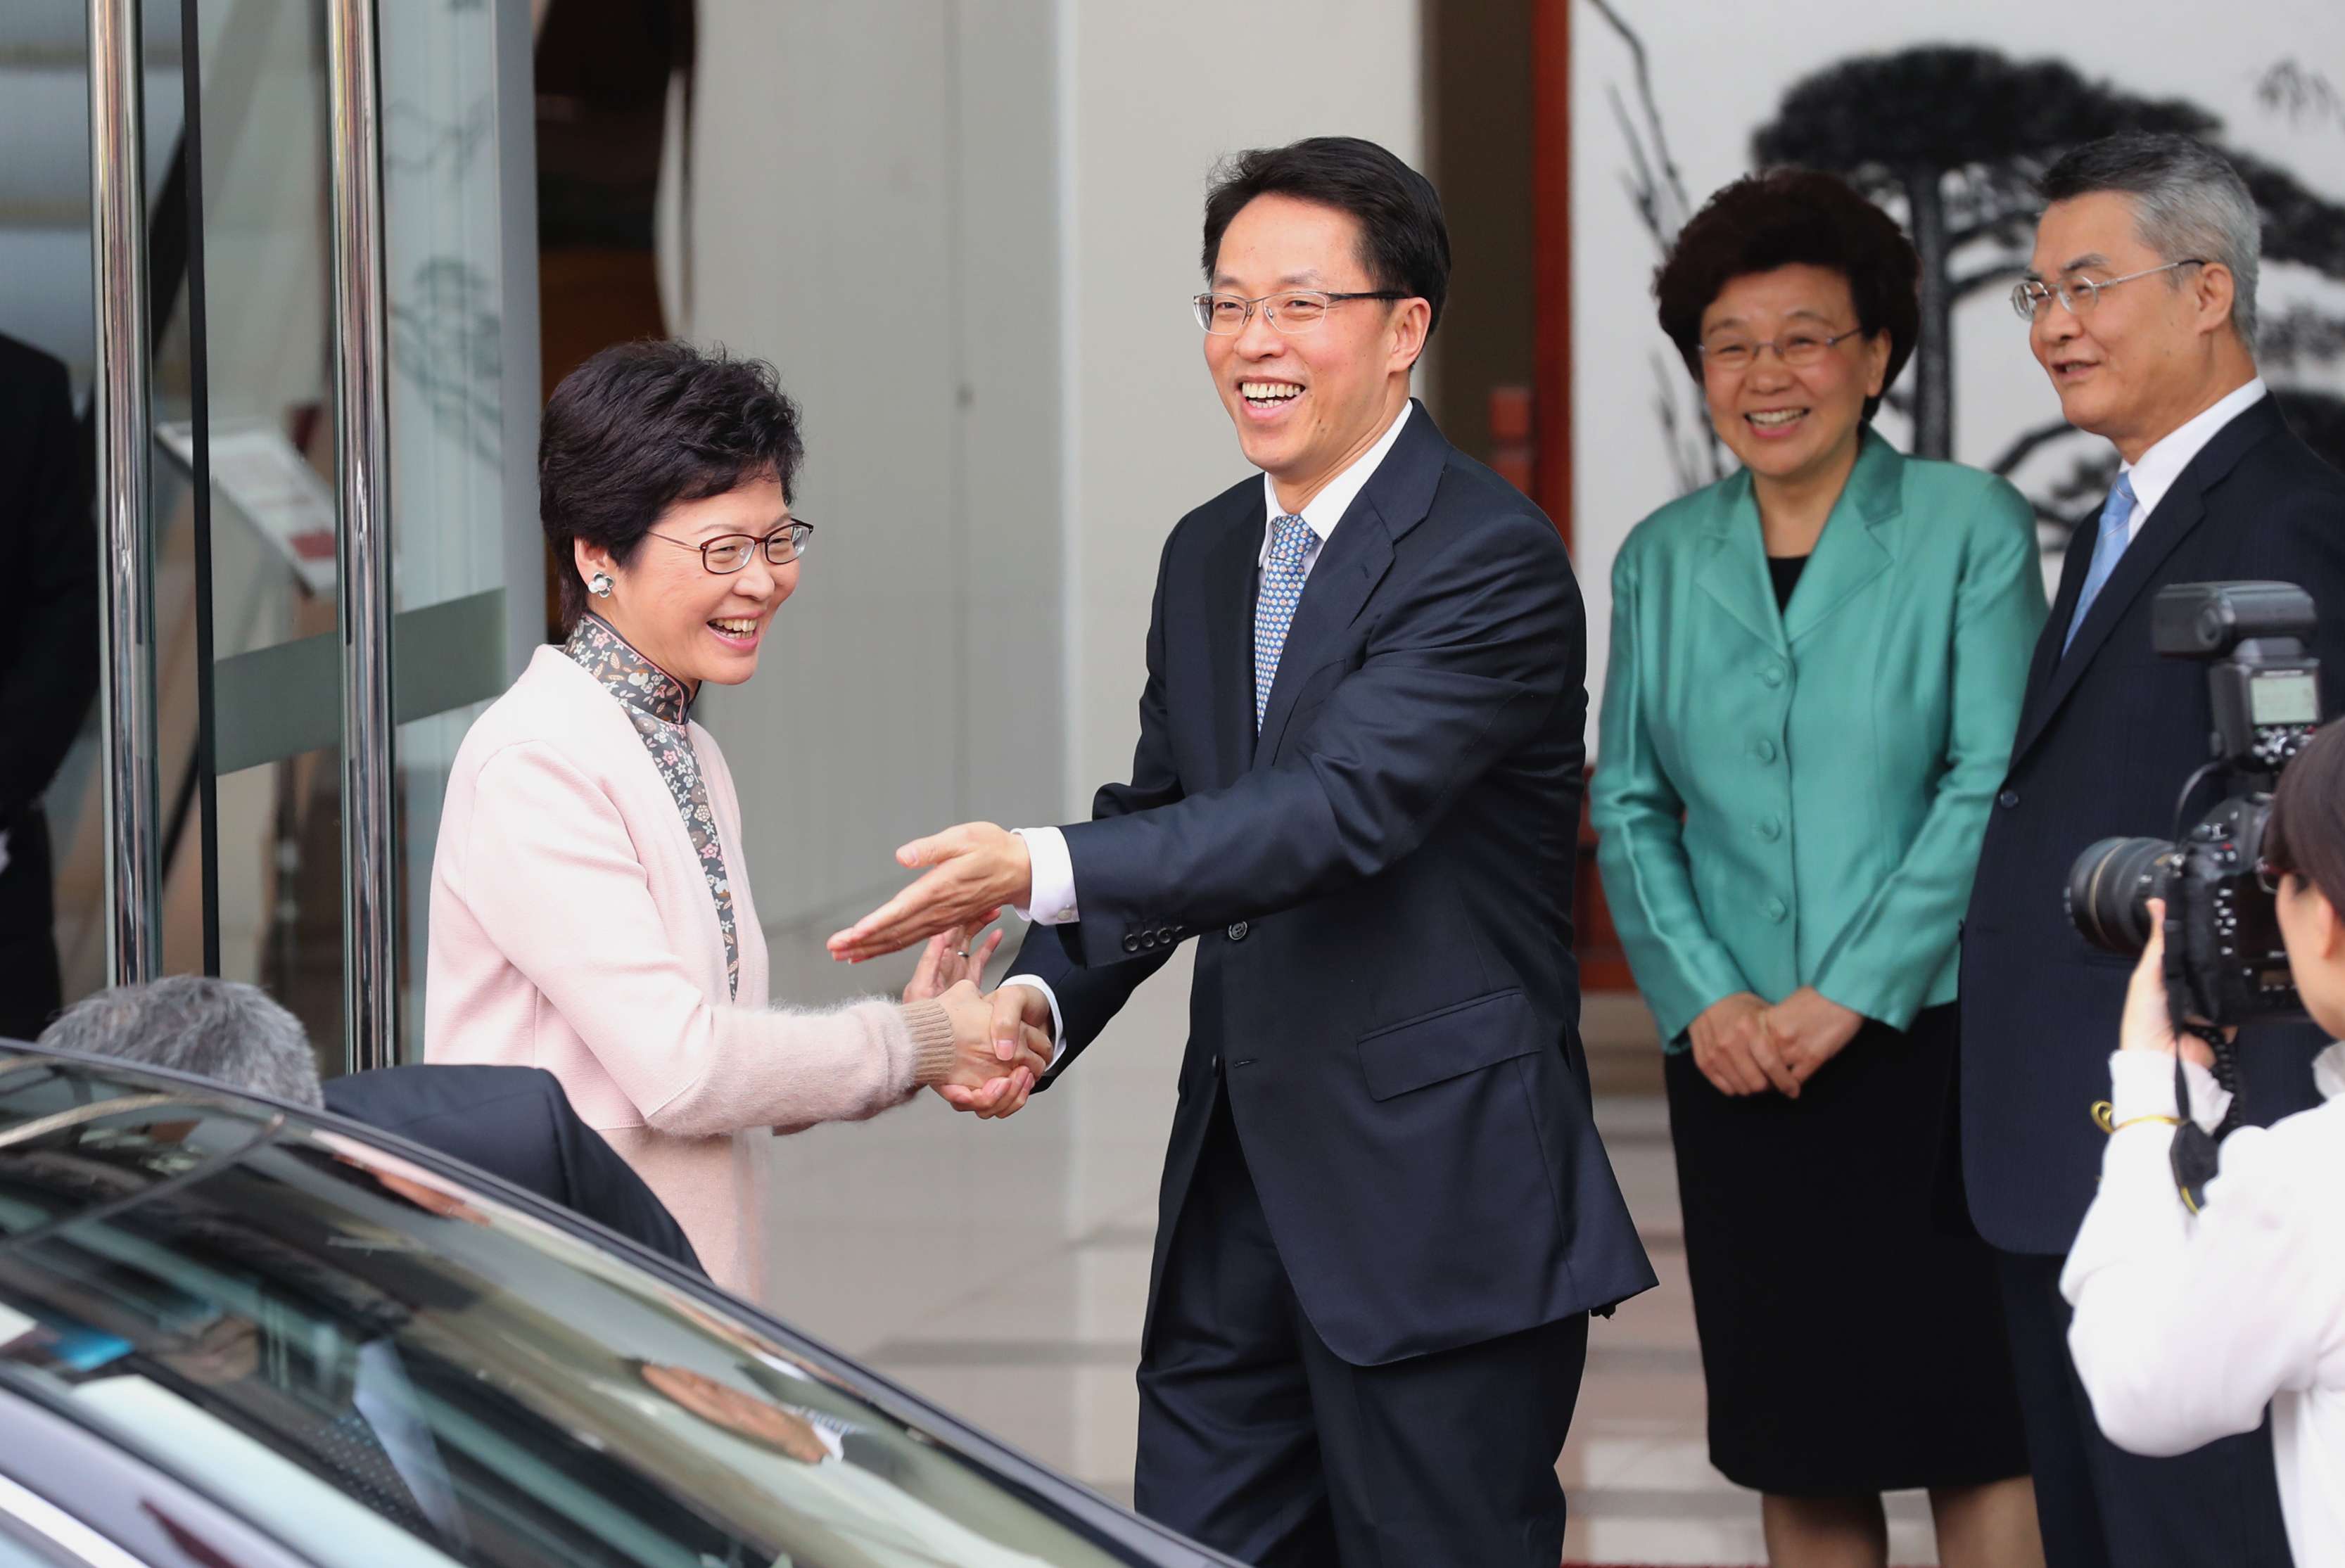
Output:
[[0, 1054, 1138, 1568]]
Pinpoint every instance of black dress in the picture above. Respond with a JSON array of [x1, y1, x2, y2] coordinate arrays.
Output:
[[1663, 556, 2031, 1496]]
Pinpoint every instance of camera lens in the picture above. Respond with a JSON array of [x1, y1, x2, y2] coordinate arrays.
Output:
[[2066, 836, 2175, 955]]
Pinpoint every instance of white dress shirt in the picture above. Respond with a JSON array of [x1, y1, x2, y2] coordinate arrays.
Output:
[[1002, 401, 1416, 1043], [2113, 378, 2268, 543], [2062, 1043, 2345, 1568]]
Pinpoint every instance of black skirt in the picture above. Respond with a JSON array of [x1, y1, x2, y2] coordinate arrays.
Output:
[[1664, 1003, 2030, 1495]]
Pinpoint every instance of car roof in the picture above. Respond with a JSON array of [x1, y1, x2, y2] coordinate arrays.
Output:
[[0, 1040, 1240, 1568]]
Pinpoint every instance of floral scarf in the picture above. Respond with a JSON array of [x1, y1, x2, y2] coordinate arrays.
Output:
[[564, 613, 739, 997]]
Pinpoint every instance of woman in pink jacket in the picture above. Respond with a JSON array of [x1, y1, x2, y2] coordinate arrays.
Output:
[[425, 340, 1046, 1299]]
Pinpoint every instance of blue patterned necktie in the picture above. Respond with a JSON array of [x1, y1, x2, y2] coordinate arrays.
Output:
[[2063, 471, 2138, 654], [1254, 514, 1316, 731]]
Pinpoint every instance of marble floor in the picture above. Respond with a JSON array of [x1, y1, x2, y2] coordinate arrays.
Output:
[[758, 941, 1945, 1567]]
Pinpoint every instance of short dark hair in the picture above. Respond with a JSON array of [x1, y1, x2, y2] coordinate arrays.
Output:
[[540, 340, 805, 632], [1653, 168, 1920, 423], [2036, 133, 2261, 349], [1201, 136, 1451, 335], [2261, 721, 2345, 915]]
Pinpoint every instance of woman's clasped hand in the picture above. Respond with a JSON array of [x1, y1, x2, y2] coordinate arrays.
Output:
[[932, 981, 1051, 1118], [902, 915, 1052, 1121], [1687, 988, 1866, 1099]]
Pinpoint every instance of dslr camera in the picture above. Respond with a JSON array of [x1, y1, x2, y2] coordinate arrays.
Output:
[[2066, 582, 2323, 1028]]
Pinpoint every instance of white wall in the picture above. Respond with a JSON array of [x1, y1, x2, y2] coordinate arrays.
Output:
[[682, 0, 1424, 1102], [1570, 0, 2345, 727], [689, 1, 1065, 974], [677, 0, 1421, 1481], [1050, 0, 1427, 1259], [1062, 0, 1425, 806], [1053, 3, 1425, 1471]]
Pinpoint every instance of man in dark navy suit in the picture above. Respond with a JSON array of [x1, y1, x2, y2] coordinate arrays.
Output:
[[829, 136, 1654, 1567], [36, 976, 701, 1275], [1964, 134, 2345, 1568]]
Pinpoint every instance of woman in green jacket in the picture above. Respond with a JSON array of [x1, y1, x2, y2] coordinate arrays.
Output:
[[1592, 170, 2047, 1567]]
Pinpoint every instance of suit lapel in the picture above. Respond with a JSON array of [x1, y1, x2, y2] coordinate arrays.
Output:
[[2010, 485, 2205, 763], [1203, 493, 1262, 781], [1252, 402, 1442, 763], [1781, 432, 1900, 644], [1694, 472, 1787, 658], [2024, 515, 2097, 712], [2009, 396, 2285, 764]]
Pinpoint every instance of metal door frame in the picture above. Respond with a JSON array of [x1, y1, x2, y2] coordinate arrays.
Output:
[[88, 0, 401, 1071]]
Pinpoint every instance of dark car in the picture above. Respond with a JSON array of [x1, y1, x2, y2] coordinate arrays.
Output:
[[0, 1042, 1238, 1568]]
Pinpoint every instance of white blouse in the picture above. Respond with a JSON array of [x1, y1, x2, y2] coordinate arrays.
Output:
[[2064, 1045, 2345, 1567]]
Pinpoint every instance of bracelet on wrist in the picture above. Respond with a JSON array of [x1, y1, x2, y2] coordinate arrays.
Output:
[[2090, 1101, 2184, 1135]]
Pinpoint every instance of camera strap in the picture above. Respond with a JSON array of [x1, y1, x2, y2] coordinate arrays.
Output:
[[2167, 1025, 2239, 1214]]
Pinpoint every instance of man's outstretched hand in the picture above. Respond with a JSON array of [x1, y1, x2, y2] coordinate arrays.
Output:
[[829, 822, 1033, 963]]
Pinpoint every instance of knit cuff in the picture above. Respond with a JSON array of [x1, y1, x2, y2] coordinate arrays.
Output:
[[901, 1000, 958, 1086]]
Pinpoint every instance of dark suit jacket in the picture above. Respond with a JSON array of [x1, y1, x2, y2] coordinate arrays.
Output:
[[1010, 403, 1655, 1366], [324, 1064, 703, 1275], [0, 332, 97, 832], [1961, 395, 2345, 1256]]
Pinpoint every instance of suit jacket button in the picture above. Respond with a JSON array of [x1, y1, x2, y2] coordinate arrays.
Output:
[[1763, 897, 1788, 924], [1997, 789, 2021, 808], [1226, 921, 1249, 942], [1753, 738, 1778, 763], [1760, 663, 1786, 688], [1122, 934, 1141, 954], [1756, 815, 1783, 841]]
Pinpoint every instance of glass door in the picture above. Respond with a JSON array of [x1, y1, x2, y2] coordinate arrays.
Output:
[[82, 0, 540, 1072]]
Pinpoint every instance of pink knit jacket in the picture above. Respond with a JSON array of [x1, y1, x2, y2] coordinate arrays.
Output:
[[424, 646, 953, 1298]]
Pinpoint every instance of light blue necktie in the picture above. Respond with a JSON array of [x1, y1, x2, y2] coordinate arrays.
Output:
[[2063, 472, 2138, 654], [1254, 514, 1314, 731]]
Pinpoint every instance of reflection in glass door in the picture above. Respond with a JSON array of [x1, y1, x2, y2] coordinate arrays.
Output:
[[82, 0, 539, 1072]]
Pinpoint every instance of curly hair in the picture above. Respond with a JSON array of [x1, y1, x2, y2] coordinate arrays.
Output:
[[1653, 169, 1920, 423], [540, 340, 804, 632]]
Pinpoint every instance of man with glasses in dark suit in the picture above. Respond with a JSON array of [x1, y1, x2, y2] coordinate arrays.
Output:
[[1964, 132, 2345, 1568], [827, 136, 1655, 1568]]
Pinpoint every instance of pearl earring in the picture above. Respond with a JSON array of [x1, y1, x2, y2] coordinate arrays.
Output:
[[589, 572, 614, 599]]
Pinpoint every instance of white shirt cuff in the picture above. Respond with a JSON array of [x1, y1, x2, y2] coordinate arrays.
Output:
[[996, 976, 1066, 1067], [1012, 826, 1079, 925], [2108, 1049, 2230, 1134]]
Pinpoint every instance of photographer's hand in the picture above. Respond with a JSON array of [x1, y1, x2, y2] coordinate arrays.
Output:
[[1688, 993, 1800, 1097], [2121, 898, 2220, 1066], [1765, 987, 1866, 1088]]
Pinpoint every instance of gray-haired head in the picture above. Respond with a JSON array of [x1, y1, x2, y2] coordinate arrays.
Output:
[[38, 977, 324, 1109], [2038, 133, 2261, 351]]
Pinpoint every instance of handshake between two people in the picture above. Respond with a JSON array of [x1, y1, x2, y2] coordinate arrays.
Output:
[[1686, 987, 1868, 1099], [851, 823, 1057, 1123]]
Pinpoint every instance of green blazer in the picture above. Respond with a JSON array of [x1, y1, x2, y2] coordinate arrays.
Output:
[[1591, 431, 2047, 1047]]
